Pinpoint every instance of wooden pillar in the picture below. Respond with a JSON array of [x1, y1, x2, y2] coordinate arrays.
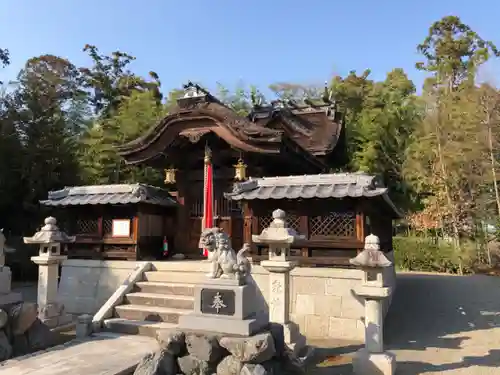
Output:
[[243, 201, 259, 255], [132, 216, 139, 260], [97, 210, 103, 255], [242, 201, 252, 245], [299, 215, 310, 258], [356, 208, 365, 254], [175, 170, 189, 255]]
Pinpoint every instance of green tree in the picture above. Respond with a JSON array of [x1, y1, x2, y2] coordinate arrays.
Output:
[[217, 82, 264, 116], [405, 16, 500, 271], [269, 82, 323, 103], [328, 70, 375, 169], [0, 48, 8, 67], [6, 55, 86, 230], [0, 47, 9, 84], [79, 44, 162, 117], [416, 15, 500, 90], [0, 91, 25, 233], [352, 69, 421, 208], [80, 90, 168, 184]]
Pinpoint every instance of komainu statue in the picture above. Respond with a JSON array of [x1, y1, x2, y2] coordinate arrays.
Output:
[[199, 227, 251, 282]]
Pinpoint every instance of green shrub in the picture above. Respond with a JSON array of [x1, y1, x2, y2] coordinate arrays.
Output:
[[393, 236, 476, 274]]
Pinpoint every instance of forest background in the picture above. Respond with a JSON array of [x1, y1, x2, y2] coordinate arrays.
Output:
[[1, 15, 500, 275]]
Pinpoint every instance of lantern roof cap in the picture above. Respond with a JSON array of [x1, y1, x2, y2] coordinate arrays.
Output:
[[24, 217, 76, 244], [252, 209, 305, 245]]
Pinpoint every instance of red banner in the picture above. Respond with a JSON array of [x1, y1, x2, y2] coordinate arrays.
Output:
[[202, 151, 214, 257]]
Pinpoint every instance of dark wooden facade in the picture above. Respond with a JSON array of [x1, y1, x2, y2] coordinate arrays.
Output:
[[224, 174, 401, 266], [40, 184, 178, 260], [115, 82, 400, 266], [242, 196, 397, 266]]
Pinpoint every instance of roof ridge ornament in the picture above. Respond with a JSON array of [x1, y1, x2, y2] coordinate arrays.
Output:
[[182, 81, 208, 98]]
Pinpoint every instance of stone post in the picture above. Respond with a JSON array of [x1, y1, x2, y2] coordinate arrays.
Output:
[[24, 217, 75, 328], [350, 234, 396, 375], [252, 209, 307, 355], [0, 230, 22, 306]]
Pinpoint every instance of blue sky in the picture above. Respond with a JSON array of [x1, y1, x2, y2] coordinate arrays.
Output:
[[1, 0, 499, 97]]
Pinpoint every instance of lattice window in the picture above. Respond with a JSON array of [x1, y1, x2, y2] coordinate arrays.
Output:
[[103, 219, 113, 235], [287, 214, 301, 233], [309, 212, 356, 238], [259, 216, 273, 232], [76, 219, 98, 234], [258, 213, 302, 233]]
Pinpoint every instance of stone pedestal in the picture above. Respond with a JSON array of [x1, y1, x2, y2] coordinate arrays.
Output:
[[24, 217, 75, 328], [350, 234, 396, 375], [31, 255, 72, 328], [353, 349, 397, 375], [261, 260, 306, 355], [253, 209, 308, 356], [76, 314, 93, 338], [178, 278, 269, 336], [0, 267, 22, 307]]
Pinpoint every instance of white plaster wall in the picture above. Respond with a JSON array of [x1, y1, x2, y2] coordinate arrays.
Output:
[[58, 259, 138, 315]]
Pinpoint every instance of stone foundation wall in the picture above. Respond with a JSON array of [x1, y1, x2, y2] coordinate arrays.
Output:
[[58, 260, 138, 315], [57, 257, 397, 341]]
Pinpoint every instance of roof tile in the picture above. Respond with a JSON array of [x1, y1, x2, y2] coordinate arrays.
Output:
[[224, 172, 402, 217], [40, 184, 177, 208]]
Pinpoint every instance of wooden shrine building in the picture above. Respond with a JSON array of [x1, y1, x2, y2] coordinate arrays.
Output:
[[113, 82, 401, 265], [40, 184, 178, 260]]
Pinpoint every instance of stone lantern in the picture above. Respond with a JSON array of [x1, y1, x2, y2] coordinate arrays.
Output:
[[350, 234, 396, 375], [24, 217, 75, 328], [253, 208, 307, 355], [252, 208, 304, 264]]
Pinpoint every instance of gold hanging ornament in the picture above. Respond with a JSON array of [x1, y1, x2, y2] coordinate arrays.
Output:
[[233, 158, 247, 181], [164, 168, 177, 184]]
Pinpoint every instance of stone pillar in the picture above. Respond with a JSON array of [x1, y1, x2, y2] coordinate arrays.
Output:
[[350, 234, 396, 375], [24, 217, 75, 328], [0, 230, 22, 306], [76, 314, 93, 338], [253, 209, 307, 356]]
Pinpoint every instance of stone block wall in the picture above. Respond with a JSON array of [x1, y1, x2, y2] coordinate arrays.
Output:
[[58, 259, 138, 315], [290, 268, 366, 340], [56, 258, 396, 341], [250, 253, 397, 341]]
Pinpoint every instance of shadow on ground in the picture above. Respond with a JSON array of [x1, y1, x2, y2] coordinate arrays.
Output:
[[384, 272, 500, 374], [306, 272, 500, 374]]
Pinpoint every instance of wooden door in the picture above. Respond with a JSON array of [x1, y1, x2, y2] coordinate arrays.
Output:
[[186, 179, 244, 254]]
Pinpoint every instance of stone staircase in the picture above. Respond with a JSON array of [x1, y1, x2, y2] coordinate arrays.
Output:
[[103, 268, 197, 337]]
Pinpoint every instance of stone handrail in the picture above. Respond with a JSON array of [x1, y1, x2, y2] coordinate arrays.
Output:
[[92, 261, 152, 329]]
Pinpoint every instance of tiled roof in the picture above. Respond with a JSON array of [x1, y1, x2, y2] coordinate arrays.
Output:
[[224, 173, 402, 217], [40, 184, 177, 207]]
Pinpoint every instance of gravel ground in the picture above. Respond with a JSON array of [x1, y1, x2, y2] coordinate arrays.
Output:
[[307, 272, 500, 374], [384, 272, 500, 374]]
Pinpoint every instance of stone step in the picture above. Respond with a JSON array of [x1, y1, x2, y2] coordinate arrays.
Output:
[[144, 271, 206, 284], [124, 292, 194, 310], [104, 318, 177, 337], [114, 304, 191, 324], [134, 281, 195, 296]]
